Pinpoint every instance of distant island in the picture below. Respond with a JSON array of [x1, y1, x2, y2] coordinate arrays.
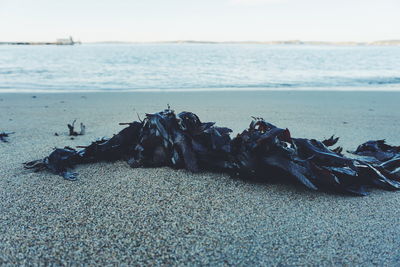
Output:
[[1, 38, 400, 46], [0, 36, 81, 46]]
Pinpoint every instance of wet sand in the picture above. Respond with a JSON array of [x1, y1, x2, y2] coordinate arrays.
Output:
[[1, 91, 400, 265]]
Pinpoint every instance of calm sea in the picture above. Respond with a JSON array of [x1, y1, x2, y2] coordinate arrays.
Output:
[[0, 44, 399, 92]]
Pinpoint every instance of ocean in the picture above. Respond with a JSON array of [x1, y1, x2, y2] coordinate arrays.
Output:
[[0, 43, 399, 92]]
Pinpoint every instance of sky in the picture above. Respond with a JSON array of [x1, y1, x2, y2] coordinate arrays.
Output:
[[0, 0, 399, 42]]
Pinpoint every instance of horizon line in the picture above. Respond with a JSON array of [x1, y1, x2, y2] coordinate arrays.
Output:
[[2, 39, 400, 46], [82, 39, 400, 46]]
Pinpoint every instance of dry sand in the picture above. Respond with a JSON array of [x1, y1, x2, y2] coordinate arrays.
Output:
[[1, 91, 400, 265]]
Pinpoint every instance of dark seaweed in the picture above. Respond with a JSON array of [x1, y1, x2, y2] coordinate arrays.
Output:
[[350, 140, 400, 161], [24, 109, 400, 195], [68, 120, 86, 136], [0, 132, 14, 143]]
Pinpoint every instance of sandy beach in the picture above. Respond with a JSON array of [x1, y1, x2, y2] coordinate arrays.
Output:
[[1, 91, 400, 265]]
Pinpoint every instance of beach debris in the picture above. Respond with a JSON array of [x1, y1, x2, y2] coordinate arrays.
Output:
[[0, 132, 14, 143], [67, 120, 86, 136], [24, 108, 400, 196]]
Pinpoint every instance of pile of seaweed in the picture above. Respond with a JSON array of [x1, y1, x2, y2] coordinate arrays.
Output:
[[24, 108, 400, 196]]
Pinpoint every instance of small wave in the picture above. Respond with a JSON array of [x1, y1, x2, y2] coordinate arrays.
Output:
[[1, 74, 400, 93], [0, 68, 49, 75], [363, 77, 400, 85]]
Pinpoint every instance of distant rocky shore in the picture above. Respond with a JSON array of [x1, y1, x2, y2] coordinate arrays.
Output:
[[89, 40, 400, 46], [2, 39, 399, 46]]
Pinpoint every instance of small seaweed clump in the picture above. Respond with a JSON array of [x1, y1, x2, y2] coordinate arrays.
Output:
[[0, 132, 14, 143]]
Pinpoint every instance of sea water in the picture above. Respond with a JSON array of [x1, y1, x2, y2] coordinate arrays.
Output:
[[0, 43, 399, 92]]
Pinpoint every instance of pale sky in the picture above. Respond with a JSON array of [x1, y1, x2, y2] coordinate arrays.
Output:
[[1, 0, 399, 42]]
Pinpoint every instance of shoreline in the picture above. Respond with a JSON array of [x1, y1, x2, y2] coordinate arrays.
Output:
[[1, 86, 400, 94]]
